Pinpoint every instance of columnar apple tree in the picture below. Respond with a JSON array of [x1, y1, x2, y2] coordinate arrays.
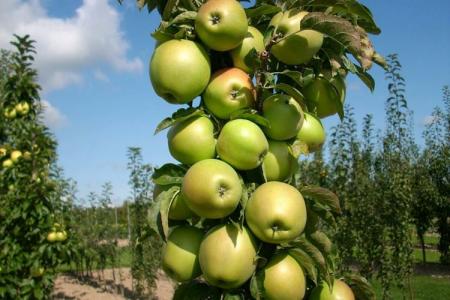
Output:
[[135, 0, 385, 298]]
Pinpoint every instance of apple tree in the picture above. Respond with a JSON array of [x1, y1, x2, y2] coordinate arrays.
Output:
[[0, 35, 76, 299], [121, 0, 386, 298]]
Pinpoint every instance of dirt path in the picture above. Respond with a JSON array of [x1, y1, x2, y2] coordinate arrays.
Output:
[[53, 268, 174, 300]]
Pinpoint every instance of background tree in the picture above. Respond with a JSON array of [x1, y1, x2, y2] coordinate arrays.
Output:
[[127, 147, 161, 297], [422, 87, 450, 264]]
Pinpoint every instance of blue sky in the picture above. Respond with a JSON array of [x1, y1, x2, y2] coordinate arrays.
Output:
[[1, 0, 449, 204]]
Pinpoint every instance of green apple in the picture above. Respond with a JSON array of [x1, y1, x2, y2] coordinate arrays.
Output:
[[162, 226, 204, 282], [296, 112, 326, 152], [22, 151, 32, 160], [263, 94, 304, 141], [167, 116, 216, 165], [245, 182, 307, 243], [262, 140, 297, 182], [169, 193, 197, 220], [270, 9, 323, 65], [4, 107, 16, 119], [153, 184, 196, 220], [261, 252, 306, 300], [2, 159, 13, 169], [16, 101, 30, 115], [47, 232, 57, 242], [217, 119, 269, 170], [230, 26, 265, 73], [30, 267, 45, 277], [55, 231, 67, 241], [309, 279, 355, 300], [199, 224, 258, 289], [0, 148, 6, 158], [195, 0, 248, 51], [203, 68, 255, 119], [150, 39, 211, 104], [10, 150, 22, 163], [303, 76, 346, 118], [182, 159, 242, 219]]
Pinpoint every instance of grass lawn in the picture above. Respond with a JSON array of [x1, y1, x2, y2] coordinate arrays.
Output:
[[413, 248, 441, 263], [372, 275, 450, 300], [57, 246, 132, 273]]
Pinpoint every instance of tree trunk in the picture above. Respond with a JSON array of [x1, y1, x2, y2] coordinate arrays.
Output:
[[418, 231, 426, 263]]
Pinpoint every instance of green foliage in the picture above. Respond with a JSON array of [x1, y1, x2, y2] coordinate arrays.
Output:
[[422, 86, 450, 264], [0, 35, 75, 299], [127, 147, 162, 297]]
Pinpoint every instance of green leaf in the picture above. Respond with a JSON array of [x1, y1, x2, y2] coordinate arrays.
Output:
[[243, 48, 261, 72], [308, 231, 333, 254], [148, 186, 179, 240], [341, 56, 358, 74], [154, 107, 204, 134], [250, 271, 265, 300], [245, 4, 281, 18], [288, 248, 318, 284], [230, 109, 271, 128], [301, 185, 341, 214], [276, 70, 314, 88], [301, 12, 361, 56], [168, 11, 197, 26], [356, 66, 375, 91], [310, 203, 337, 228], [263, 26, 275, 47], [286, 236, 328, 280], [152, 163, 187, 185], [160, 188, 179, 239], [272, 83, 304, 104], [223, 293, 244, 300], [346, 1, 381, 34], [173, 280, 222, 300], [345, 273, 376, 300], [162, 0, 177, 21]]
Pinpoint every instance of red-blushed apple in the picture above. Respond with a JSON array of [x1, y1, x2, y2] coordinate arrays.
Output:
[[203, 68, 255, 119]]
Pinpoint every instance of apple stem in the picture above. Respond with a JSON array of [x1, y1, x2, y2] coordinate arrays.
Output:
[[255, 35, 280, 112]]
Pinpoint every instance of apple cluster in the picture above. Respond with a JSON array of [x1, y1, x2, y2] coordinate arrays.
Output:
[[46, 223, 68, 243], [3, 101, 30, 119], [149, 0, 352, 299], [0, 148, 31, 170]]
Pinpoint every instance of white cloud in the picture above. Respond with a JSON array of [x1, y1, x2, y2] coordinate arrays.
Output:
[[422, 115, 441, 126], [41, 100, 68, 129], [0, 0, 143, 92], [94, 69, 110, 82]]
